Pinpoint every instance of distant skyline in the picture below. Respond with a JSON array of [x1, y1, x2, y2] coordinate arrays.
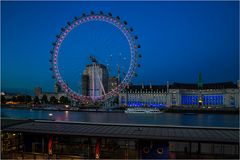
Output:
[[1, 1, 239, 93]]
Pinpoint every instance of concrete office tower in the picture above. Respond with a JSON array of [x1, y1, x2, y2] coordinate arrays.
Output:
[[54, 83, 61, 93], [82, 60, 109, 99], [82, 74, 89, 96], [108, 76, 118, 91], [34, 87, 42, 97]]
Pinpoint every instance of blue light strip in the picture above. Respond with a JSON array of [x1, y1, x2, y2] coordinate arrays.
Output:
[[181, 95, 199, 105], [127, 102, 166, 108], [181, 94, 224, 106]]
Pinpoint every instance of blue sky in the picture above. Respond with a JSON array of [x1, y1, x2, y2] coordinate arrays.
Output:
[[1, 1, 239, 93]]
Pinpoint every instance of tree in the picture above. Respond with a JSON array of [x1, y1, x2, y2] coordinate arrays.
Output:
[[25, 95, 32, 103], [12, 96, 17, 102], [16, 95, 25, 102], [41, 95, 48, 104], [59, 96, 65, 104], [34, 96, 40, 104], [113, 96, 119, 104], [59, 96, 70, 104], [1, 95, 6, 104], [50, 96, 58, 104]]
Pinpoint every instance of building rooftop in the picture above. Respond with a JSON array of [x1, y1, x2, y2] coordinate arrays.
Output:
[[126, 85, 167, 91], [86, 63, 107, 69], [171, 81, 237, 89], [125, 81, 237, 91], [2, 119, 239, 144]]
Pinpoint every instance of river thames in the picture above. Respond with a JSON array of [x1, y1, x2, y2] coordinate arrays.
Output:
[[1, 107, 239, 127]]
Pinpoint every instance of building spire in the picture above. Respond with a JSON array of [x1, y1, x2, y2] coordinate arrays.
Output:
[[167, 81, 169, 93], [197, 72, 203, 89]]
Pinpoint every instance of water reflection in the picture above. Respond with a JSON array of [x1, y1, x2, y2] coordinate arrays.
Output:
[[65, 111, 69, 121], [1, 107, 239, 127]]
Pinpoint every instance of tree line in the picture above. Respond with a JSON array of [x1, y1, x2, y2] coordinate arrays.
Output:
[[1, 95, 70, 105]]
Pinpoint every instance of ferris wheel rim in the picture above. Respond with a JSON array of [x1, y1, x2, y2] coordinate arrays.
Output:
[[50, 12, 139, 102]]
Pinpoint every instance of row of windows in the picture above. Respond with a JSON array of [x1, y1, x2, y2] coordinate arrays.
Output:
[[127, 101, 167, 104], [203, 95, 224, 105], [122, 96, 167, 101], [127, 98, 167, 102], [121, 94, 237, 106], [121, 97, 166, 104], [127, 102, 166, 107], [181, 95, 224, 105], [127, 96, 166, 99], [182, 96, 199, 105], [123, 91, 167, 94]]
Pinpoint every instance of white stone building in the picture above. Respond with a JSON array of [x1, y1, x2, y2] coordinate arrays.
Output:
[[119, 82, 239, 108]]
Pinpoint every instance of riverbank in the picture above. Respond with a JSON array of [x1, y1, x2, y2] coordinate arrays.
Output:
[[1, 104, 239, 114], [1, 107, 239, 127], [0, 104, 123, 113], [165, 106, 239, 114]]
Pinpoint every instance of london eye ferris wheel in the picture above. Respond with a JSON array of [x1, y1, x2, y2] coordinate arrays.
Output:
[[50, 11, 141, 104]]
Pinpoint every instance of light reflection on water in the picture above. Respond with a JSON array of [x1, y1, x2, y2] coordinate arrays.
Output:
[[1, 107, 239, 127]]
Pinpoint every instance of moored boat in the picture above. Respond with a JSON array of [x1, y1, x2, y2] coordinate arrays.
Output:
[[125, 107, 163, 114]]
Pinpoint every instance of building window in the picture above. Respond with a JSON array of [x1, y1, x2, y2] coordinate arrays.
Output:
[[203, 95, 224, 106]]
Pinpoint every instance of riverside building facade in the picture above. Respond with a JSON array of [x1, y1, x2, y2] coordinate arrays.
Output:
[[119, 81, 239, 108]]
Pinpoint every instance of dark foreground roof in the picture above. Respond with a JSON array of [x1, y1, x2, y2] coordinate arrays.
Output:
[[3, 120, 239, 144], [1, 118, 31, 129]]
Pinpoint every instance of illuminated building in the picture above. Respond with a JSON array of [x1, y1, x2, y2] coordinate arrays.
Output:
[[120, 84, 168, 108], [54, 83, 61, 93], [82, 74, 89, 96], [108, 76, 118, 91], [34, 87, 42, 97], [82, 63, 109, 98], [119, 81, 239, 108]]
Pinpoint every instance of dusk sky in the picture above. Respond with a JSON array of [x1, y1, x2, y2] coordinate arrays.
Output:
[[1, 1, 239, 93]]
